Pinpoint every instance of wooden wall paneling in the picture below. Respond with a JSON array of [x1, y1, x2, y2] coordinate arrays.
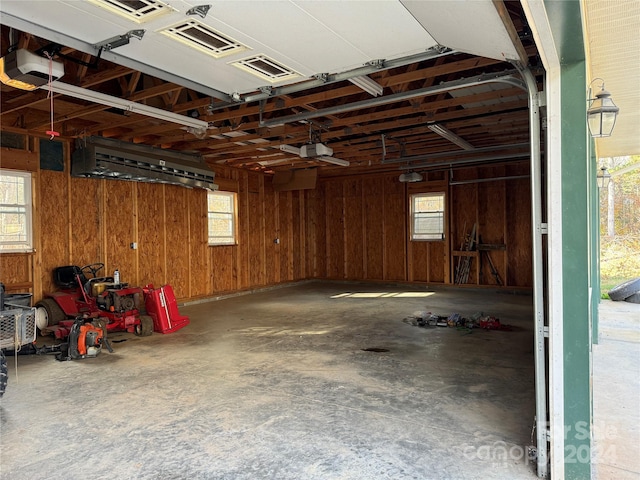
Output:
[[210, 246, 235, 293], [429, 241, 445, 283], [297, 190, 307, 280], [39, 170, 70, 295], [325, 181, 345, 278], [278, 191, 293, 282], [237, 171, 250, 290], [303, 188, 316, 278], [362, 177, 384, 280], [344, 178, 364, 279], [310, 184, 326, 278], [104, 180, 137, 286], [0, 254, 33, 292], [188, 188, 209, 298], [263, 181, 278, 285], [0, 147, 38, 171], [382, 175, 407, 281], [69, 177, 102, 269], [316, 183, 327, 278], [136, 182, 166, 289], [477, 166, 506, 286], [410, 242, 429, 282], [161, 185, 191, 298], [247, 173, 265, 287], [506, 177, 532, 287], [291, 191, 304, 281]]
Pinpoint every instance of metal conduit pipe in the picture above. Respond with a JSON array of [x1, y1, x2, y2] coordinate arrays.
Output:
[[449, 174, 530, 186], [398, 152, 530, 170], [259, 70, 524, 127], [382, 142, 531, 164]]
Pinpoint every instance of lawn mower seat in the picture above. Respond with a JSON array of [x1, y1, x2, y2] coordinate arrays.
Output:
[[53, 266, 87, 289]]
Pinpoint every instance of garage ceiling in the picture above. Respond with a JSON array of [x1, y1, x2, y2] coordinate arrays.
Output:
[[0, 1, 538, 176]]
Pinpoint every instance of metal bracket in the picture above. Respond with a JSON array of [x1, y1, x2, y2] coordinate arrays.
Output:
[[186, 5, 211, 19], [545, 429, 551, 442], [366, 59, 386, 69], [537, 91, 547, 107], [313, 73, 329, 83], [543, 326, 549, 338], [539, 223, 548, 235], [259, 86, 273, 95], [94, 30, 145, 51], [432, 44, 451, 55]]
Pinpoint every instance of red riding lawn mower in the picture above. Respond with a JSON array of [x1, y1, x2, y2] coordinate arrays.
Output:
[[35, 263, 154, 340]]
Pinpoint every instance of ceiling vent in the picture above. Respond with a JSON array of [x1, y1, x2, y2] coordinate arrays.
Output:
[[72, 136, 218, 190], [230, 55, 300, 83], [161, 20, 247, 58], [88, 0, 172, 22]]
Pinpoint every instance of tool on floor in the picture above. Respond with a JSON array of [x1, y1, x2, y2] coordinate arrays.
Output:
[[37, 316, 114, 361]]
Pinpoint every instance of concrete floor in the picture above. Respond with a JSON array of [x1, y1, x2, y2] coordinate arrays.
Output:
[[1, 282, 541, 479], [592, 300, 640, 480]]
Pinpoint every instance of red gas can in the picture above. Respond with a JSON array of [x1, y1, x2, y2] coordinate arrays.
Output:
[[143, 284, 190, 334]]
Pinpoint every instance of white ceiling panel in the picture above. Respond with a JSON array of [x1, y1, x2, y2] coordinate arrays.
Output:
[[400, 0, 520, 61], [0, 0, 514, 96], [290, 1, 436, 61]]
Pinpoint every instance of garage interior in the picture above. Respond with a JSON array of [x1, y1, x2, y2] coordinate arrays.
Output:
[[1, 1, 637, 478]]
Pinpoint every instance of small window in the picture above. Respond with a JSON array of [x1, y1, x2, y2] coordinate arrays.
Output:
[[0, 170, 33, 252], [410, 192, 445, 241], [208, 191, 237, 245]]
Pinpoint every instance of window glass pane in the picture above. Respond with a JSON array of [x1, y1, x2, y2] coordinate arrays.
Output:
[[208, 193, 232, 212], [411, 193, 444, 241], [0, 170, 32, 252], [207, 191, 236, 245]]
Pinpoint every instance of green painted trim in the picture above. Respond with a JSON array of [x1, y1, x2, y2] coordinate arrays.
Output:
[[560, 61, 592, 480], [544, 0, 585, 63], [591, 144, 600, 346]]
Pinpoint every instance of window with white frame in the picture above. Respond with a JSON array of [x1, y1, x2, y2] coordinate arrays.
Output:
[[0, 170, 33, 252], [207, 191, 237, 245], [410, 192, 445, 241]]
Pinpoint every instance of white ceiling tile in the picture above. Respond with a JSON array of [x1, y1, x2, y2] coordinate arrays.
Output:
[[401, 0, 520, 61]]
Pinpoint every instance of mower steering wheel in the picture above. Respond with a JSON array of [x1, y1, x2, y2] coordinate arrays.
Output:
[[80, 263, 105, 278]]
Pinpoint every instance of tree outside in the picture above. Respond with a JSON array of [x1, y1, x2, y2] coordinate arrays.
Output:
[[599, 155, 640, 297]]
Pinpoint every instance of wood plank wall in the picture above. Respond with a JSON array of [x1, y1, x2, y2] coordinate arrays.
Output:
[[1, 133, 533, 302], [314, 164, 532, 288]]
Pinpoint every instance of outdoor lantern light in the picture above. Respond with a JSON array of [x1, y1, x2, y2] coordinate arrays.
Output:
[[596, 167, 611, 189], [587, 80, 619, 138]]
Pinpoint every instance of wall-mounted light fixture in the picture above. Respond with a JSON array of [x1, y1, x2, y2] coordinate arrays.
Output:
[[587, 79, 619, 138], [596, 166, 611, 189]]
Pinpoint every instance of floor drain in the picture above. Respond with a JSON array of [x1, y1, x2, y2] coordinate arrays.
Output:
[[361, 348, 389, 353]]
